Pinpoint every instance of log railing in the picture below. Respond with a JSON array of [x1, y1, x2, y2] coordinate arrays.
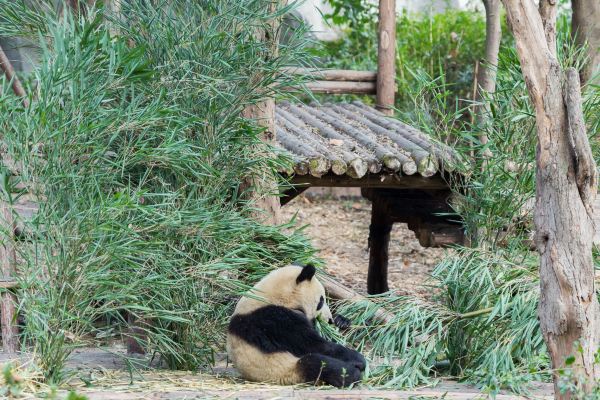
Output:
[[283, 0, 397, 109]]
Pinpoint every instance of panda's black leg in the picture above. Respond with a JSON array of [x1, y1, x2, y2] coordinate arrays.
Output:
[[319, 341, 366, 372], [297, 353, 361, 388]]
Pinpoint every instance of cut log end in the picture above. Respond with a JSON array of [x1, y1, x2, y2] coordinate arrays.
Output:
[[417, 156, 439, 178], [308, 158, 330, 177], [293, 160, 309, 176], [381, 155, 401, 171], [347, 158, 369, 179], [401, 160, 418, 176], [331, 159, 348, 176]]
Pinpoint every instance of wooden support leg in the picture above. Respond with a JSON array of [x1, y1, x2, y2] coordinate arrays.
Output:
[[367, 195, 392, 294], [1, 202, 19, 353], [126, 313, 147, 355]]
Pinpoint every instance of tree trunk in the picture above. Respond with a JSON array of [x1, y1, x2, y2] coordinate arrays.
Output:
[[571, 0, 600, 85], [501, 1, 600, 397], [476, 0, 502, 148]]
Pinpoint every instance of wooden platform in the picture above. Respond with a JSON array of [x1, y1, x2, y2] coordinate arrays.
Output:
[[275, 101, 460, 179], [0, 349, 554, 399]]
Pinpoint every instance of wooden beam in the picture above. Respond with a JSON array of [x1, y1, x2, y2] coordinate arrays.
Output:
[[280, 185, 310, 206], [0, 279, 18, 289], [376, 0, 396, 115], [304, 80, 376, 95], [282, 68, 377, 82], [289, 172, 449, 190]]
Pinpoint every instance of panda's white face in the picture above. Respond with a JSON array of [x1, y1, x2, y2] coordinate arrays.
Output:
[[236, 264, 333, 324], [295, 275, 333, 324]]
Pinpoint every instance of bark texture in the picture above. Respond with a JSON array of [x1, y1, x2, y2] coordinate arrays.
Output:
[[501, 0, 600, 397], [242, 100, 281, 225], [241, 2, 281, 225], [571, 0, 600, 84]]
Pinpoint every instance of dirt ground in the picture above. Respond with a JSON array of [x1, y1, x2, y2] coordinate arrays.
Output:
[[281, 191, 449, 298]]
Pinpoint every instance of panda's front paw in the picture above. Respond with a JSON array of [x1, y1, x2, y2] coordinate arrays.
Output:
[[332, 314, 352, 330], [352, 352, 366, 372]]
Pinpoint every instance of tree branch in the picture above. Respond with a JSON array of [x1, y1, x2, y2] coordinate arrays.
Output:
[[538, 0, 557, 56], [564, 67, 597, 216], [0, 44, 29, 108], [501, 0, 553, 104]]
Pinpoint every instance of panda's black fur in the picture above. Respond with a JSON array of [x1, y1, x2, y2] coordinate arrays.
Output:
[[227, 264, 366, 388]]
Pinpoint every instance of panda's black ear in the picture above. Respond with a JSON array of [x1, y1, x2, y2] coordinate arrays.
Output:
[[296, 264, 316, 284]]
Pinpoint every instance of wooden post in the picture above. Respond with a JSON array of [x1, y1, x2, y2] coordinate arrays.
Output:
[[367, 194, 392, 294], [126, 313, 147, 355], [0, 203, 19, 353], [376, 0, 396, 116], [241, 2, 282, 225]]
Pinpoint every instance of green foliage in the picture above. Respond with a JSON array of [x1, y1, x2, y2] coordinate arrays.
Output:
[[328, 248, 549, 392], [557, 347, 600, 399], [0, 0, 313, 384], [1, 364, 24, 398], [319, 4, 496, 110]]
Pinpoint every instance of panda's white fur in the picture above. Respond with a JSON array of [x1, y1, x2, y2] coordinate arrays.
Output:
[[227, 264, 366, 387]]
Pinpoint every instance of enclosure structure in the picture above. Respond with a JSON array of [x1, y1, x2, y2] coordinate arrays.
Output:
[[274, 0, 464, 294], [275, 101, 464, 294]]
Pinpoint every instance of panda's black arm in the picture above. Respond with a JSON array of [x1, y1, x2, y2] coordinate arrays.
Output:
[[229, 305, 337, 356]]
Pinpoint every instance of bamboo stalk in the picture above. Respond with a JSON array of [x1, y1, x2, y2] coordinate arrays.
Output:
[[276, 128, 330, 177], [319, 274, 395, 324], [349, 101, 459, 171], [314, 106, 409, 173], [276, 114, 347, 176], [0, 279, 18, 289], [282, 104, 378, 175], [328, 104, 438, 177], [277, 108, 363, 177]]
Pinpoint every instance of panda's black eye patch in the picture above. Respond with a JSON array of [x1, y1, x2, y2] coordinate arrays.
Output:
[[317, 296, 324, 311]]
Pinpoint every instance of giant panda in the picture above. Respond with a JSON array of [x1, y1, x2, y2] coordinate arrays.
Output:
[[227, 263, 366, 388]]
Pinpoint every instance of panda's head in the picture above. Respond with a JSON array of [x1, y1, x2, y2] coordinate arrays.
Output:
[[241, 264, 333, 324]]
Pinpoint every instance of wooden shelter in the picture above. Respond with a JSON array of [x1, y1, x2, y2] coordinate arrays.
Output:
[[274, 0, 464, 294]]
